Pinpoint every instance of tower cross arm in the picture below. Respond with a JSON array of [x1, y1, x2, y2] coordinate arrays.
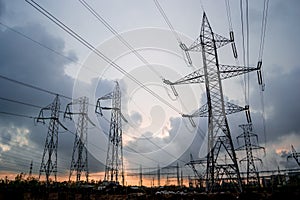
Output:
[[182, 102, 246, 118], [163, 68, 205, 86], [163, 63, 260, 86], [97, 91, 114, 101], [219, 64, 260, 80], [187, 32, 232, 52]]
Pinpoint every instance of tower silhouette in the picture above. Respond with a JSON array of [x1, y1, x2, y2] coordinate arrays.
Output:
[[164, 13, 261, 192], [96, 82, 126, 185]]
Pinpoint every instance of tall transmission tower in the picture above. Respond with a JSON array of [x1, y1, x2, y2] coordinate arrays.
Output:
[[37, 95, 62, 183], [64, 96, 94, 182], [236, 111, 264, 187], [164, 13, 261, 192], [96, 82, 126, 185]]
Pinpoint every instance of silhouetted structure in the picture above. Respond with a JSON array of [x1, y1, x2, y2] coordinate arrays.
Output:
[[37, 95, 61, 183], [164, 13, 262, 192], [65, 96, 94, 182], [96, 82, 126, 185]]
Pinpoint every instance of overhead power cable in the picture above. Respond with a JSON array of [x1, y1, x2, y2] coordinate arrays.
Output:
[[258, 0, 269, 147], [240, 0, 246, 104], [0, 111, 36, 119], [25, 0, 182, 115], [225, 0, 233, 32], [258, 0, 269, 61], [79, 0, 191, 106], [246, 0, 250, 105], [0, 74, 71, 100], [97, 114, 187, 165], [78, 0, 163, 79], [153, 0, 182, 44], [0, 96, 160, 167], [0, 21, 111, 82], [0, 97, 42, 109], [0, 21, 77, 66], [95, 116, 170, 165]]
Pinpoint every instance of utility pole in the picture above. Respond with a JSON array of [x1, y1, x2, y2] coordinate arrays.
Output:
[[176, 163, 180, 187], [139, 165, 143, 187], [164, 13, 261, 192], [28, 160, 33, 178], [96, 82, 126, 185], [157, 164, 160, 187], [64, 96, 94, 183], [37, 95, 63, 183]]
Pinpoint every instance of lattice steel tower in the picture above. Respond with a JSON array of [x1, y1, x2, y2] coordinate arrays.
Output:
[[236, 115, 264, 186], [164, 13, 261, 192], [96, 82, 125, 185], [37, 95, 60, 183], [65, 96, 91, 182]]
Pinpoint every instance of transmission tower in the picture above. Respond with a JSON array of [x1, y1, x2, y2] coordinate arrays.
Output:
[[236, 110, 264, 187], [287, 145, 300, 167], [164, 13, 261, 192], [37, 95, 62, 183], [95, 82, 126, 185], [64, 96, 94, 182]]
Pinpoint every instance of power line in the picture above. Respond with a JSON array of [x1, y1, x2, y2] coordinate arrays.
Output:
[[258, 0, 269, 60], [0, 21, 77, 66], [25, 0, 182, 115], [78, 0, 163, 80], [246, 0, 250, 105], [0, 96, 42, 109], [257, 0, 269, 148], [0, 21, 112, 84], [225, 0, 233, 32], [0, 93, 164, 168], [98, 114, 188, 166], [153, 0, 182, 44], [0, 74, 71, 100], [240, 0, 247, 105], [0, 111, 36, 119]]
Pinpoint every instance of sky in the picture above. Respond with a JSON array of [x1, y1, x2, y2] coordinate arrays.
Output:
[[0, 0, 300, 184]]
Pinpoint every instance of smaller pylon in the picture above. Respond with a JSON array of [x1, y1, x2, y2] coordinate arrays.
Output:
[[287, 145, 300, 167], [95, 82, 126, 185], [37, 95, 65, 184], [64, 96, 95, 183], [236, 119, 264, 187]]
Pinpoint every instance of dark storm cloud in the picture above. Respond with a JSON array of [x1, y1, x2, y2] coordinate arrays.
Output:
[[0, 23, 106, 174], [249, 66, 300, 143], [267, 67, 300, 138]]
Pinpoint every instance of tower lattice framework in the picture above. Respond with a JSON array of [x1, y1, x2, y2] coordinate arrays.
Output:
[[96, 82, 125, 185], [236, 122, 264, 186], [37, 95, 60, 183], [164, 13, 261, 192], [65, 96, 90, 182]]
